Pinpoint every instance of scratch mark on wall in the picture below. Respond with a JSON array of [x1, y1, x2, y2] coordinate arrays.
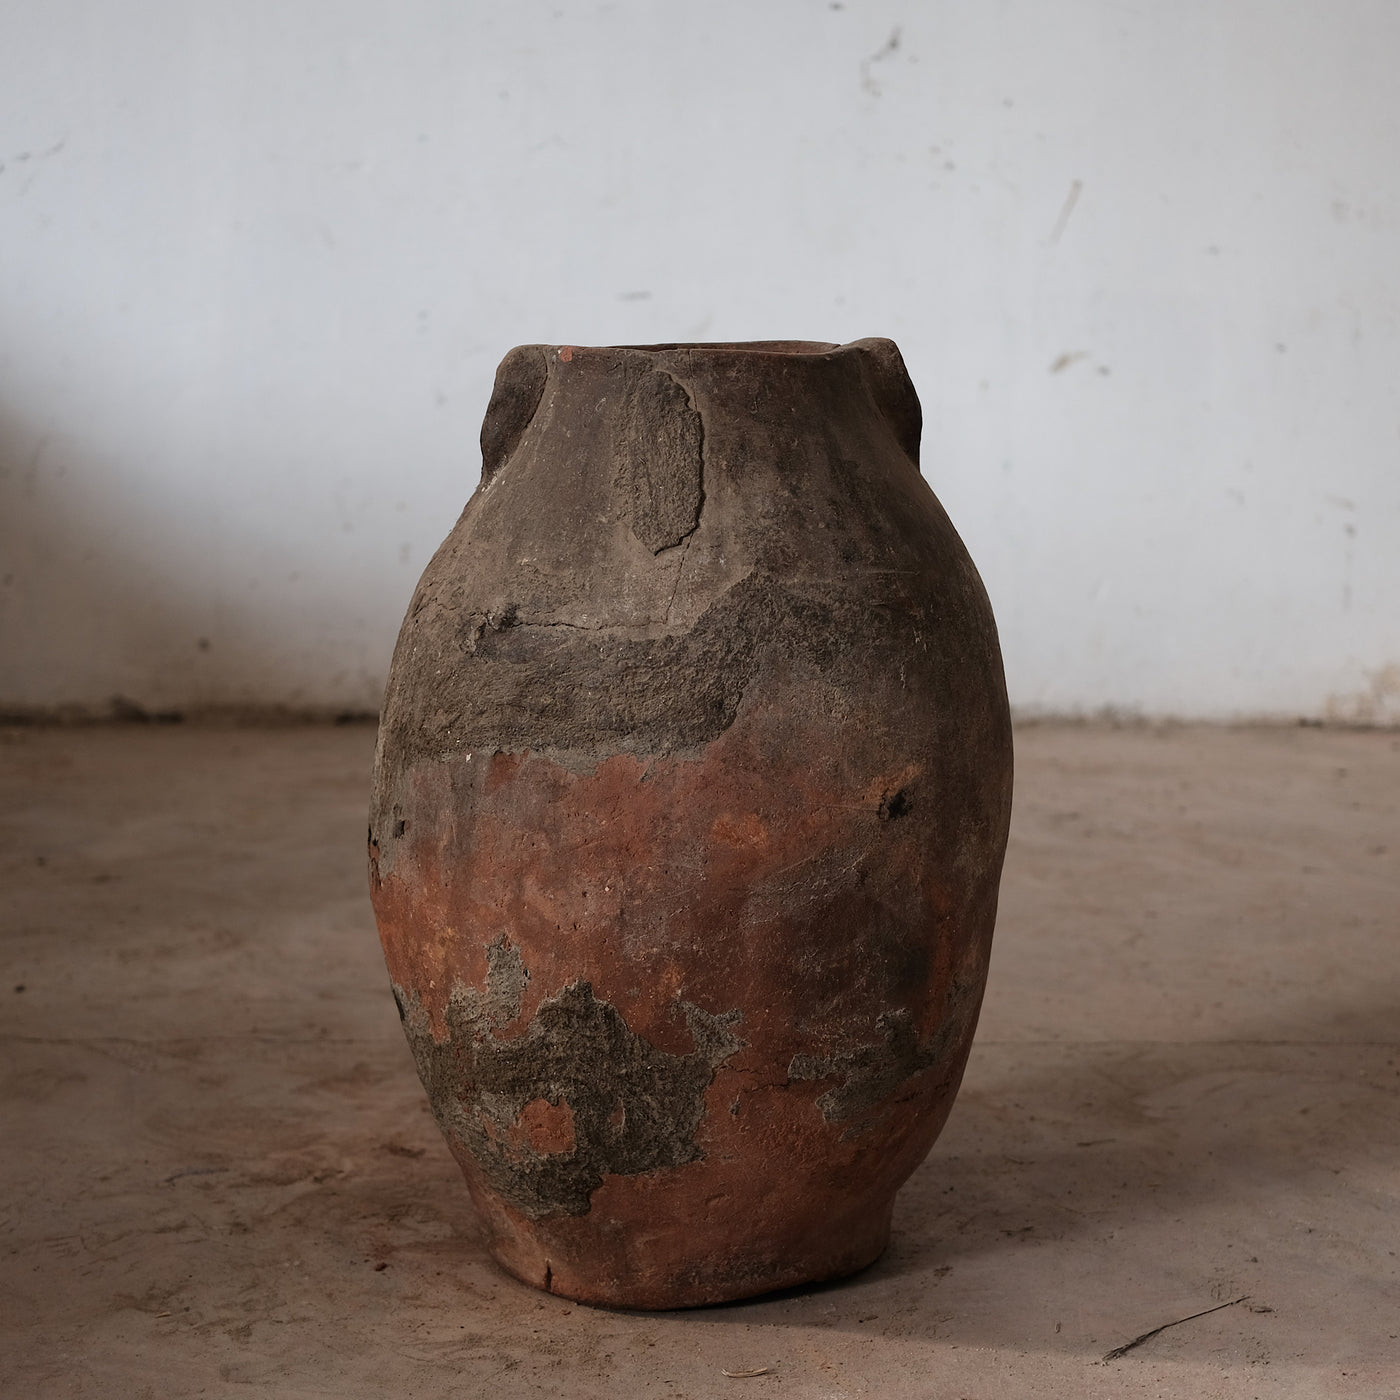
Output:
[[1047, 178, 1083, 245], [860, 28, 902, 96]]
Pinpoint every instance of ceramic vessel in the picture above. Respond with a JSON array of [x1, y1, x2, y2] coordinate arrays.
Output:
[[368, 339, 1013, 1308]]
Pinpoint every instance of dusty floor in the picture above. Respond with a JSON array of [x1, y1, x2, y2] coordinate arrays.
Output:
[[1, 721, 1397, 1399]]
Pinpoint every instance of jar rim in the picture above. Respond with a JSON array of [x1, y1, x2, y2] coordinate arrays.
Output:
[[552, 340, 844, 357], [621, 340, 839, 354]]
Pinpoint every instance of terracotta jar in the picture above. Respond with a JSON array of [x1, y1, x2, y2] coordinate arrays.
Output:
[[368, 339, 1012, 1309]]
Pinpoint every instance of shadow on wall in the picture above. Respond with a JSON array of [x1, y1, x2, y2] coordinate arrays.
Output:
[[0, 399, 384, 719]]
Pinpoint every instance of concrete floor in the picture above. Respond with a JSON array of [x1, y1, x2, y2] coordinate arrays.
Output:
[[2, 721, 1397, 1399]]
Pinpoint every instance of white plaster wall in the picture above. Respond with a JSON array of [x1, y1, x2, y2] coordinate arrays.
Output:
[[2, 1, 1397, 720]]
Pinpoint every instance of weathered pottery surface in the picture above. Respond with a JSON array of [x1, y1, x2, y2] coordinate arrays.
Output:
[[368, 339, 1013, 1308]]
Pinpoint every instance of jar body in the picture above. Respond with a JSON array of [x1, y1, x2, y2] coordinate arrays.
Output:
[[369, 339, 1012, 1308]]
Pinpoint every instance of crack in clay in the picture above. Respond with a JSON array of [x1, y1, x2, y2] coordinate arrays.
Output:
[[662, 532, 695, 627], [379, 573, 873, 773], [458, 612, 699, 638], [393, 940, 744, 1219]]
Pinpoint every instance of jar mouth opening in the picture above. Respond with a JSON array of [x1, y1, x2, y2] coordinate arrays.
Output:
[[609, 340, 840, 355]]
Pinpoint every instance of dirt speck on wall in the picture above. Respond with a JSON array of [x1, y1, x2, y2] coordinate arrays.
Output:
[[1326, 662, 1400, 725]]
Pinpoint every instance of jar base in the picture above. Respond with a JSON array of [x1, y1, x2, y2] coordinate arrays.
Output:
[[482, 1199, 895, 1311]]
